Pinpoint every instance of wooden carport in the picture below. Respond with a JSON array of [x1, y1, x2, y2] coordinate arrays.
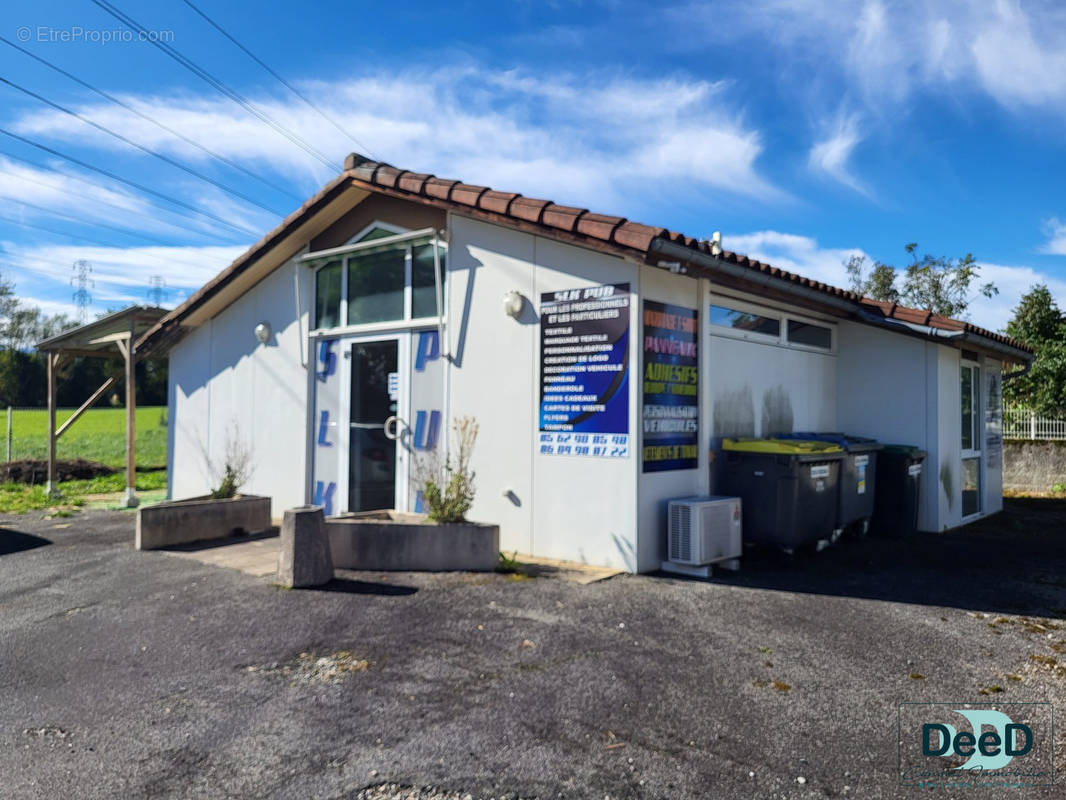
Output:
[[35, 306, 168, 506]]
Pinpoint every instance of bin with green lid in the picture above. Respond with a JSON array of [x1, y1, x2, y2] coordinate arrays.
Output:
[[774, 432, 884, 532], [721, 437, 845, 550], [871, 444, 926, 536]]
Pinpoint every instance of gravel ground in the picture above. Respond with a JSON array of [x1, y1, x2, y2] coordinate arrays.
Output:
[[1, 499, 1065, 799]]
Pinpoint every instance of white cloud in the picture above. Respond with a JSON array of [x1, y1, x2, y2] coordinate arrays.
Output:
[[1039, 218, 1066, 255], [701, 0, 1066, 113], [10, 68, 783, 213], [722, 229, 1066, 332], [808, 113, 868, 194], [722, 230, 866, 290]]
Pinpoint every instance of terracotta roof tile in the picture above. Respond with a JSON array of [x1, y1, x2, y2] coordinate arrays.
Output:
[[541, 204, 587, 233], [423, 177, 459, 201], [449, 183, 489, 206], [477, 190, 520, 215], [510, 197, 550, 224], [397, 172, 433, 194], [141, 152, 1033, 359], [575, 212, 626, 241], [613, 222, 667, 251]]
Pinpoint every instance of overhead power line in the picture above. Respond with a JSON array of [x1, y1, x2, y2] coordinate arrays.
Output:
[[0, 74, 287, 217], [0, 150, 251, 241], [0, 211, 232, 277], [1, 195, 233, 271], [0, 34, 303, 204], [90, 0, 343, 172], [180, 0, 378, 160], [0, 127, 261, 237]]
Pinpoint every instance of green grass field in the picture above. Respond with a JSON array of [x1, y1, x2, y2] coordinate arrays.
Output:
[[1, 406, 168, 513], [5, 406, 168, 468]]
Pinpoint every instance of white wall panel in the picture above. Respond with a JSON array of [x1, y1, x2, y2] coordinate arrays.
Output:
[[531, 236, 639, 571], [445, 215, 536, 555], [636, 264, 706, 572], [167, 258, 310, 514]]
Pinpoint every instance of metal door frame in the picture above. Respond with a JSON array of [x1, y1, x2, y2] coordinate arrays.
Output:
[[339, 331, 411, 514]]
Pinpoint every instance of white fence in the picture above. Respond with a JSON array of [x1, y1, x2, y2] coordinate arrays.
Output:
[[1003, 406, 1066, 440]]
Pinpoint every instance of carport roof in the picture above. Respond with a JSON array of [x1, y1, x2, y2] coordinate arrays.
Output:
[[37, 305, 168, 356], [136, 154, 1033, 362]]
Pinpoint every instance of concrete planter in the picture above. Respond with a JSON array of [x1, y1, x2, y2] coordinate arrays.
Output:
[[136, 494, 271, 550], [326, 510, 499, 571]]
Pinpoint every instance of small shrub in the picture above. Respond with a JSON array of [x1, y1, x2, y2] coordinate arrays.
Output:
[[497, 550, 521, 573], [210, 465, 242, 499], [1052, 483, 1065, 494], [202, 421, 253, 499], [420, 416, 478, 523]]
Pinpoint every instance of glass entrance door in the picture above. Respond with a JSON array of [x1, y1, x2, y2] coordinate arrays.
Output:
[[961, 361, 982, 518], [348, 340, 399, 512]]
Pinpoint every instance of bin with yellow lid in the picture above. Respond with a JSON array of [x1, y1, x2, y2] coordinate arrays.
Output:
[[721, 437, 845, 550]]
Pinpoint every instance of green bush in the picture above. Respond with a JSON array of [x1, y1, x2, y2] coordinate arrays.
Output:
[[421, 416, 478, 524]]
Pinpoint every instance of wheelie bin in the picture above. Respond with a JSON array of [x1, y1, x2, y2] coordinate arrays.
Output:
[[775, 433, 883, 532], [721, 438, 844, 550], [871, 444, 926, 536]]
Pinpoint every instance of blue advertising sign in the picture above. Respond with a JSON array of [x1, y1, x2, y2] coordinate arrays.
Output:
[[539, 283, 630, 458], [642, 300, 699, 471]]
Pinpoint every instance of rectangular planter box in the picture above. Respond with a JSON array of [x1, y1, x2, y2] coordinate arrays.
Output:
[[327, 510, 499, 571], [136, 494, 272, 550]]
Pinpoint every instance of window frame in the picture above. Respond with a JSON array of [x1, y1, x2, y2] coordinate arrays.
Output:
[[304, 225, 446, 333], [707, 294, 836, 353], [960, 359, 983, 520]]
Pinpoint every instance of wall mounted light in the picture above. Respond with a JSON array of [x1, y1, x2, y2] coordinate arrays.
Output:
[[254, 321, 271, 344], [502, 290, 524, 319]]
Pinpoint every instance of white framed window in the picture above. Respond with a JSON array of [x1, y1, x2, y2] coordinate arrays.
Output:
[[308, 223, 446, 332], [707, 294, 835, 352], [961, 360, 982, 518]]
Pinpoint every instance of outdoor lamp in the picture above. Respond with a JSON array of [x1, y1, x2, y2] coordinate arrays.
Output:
[[254, 321, 271, 343], [502, 290, 524, 318]]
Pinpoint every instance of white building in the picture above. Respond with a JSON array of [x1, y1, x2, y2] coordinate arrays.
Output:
[[138, 154, 1033, 573]]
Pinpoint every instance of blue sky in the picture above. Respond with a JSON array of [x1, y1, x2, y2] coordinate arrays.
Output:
[[3, 0, 1066, 331]]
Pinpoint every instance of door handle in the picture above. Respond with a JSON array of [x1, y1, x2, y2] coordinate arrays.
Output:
[[384, 415, 400, 440]]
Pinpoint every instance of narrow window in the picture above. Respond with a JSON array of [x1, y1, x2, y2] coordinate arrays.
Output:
[[347, 246, 405, 324], [411, 242, 446, 318], [708, 304, 780, 337], [961, 365, 974, 451], [314, 260, 342, 329], [787, 319, 832, 349]]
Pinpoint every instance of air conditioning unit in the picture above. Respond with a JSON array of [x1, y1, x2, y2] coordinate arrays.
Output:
[[667, 496, 743, 567]]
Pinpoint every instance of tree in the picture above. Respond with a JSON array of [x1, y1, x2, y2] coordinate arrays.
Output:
[[1002, 284, 1066, 416], [845, 254, 899, 303], [844, 243, 997, 317]]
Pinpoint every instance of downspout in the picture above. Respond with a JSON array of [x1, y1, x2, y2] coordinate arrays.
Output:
[[1002, 360, 1033, 381]]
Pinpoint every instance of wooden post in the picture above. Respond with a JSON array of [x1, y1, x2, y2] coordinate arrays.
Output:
[[117, 331, 137, 508], [46, 352, 58, 497]]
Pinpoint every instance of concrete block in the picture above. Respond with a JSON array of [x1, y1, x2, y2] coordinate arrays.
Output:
[[277, 506, 334, 588], [136, 495, 271, 550], [327, 510, 499, 571]]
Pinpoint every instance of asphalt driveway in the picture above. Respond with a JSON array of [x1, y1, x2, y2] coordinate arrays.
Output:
[[2, 499, 1065, 799]]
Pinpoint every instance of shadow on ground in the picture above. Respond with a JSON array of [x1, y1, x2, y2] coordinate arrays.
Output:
[[161, 529, 279, 552], [694, 497, 1066, 618], [0, 529, 51, 555], [314, 577, 418, 596]]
